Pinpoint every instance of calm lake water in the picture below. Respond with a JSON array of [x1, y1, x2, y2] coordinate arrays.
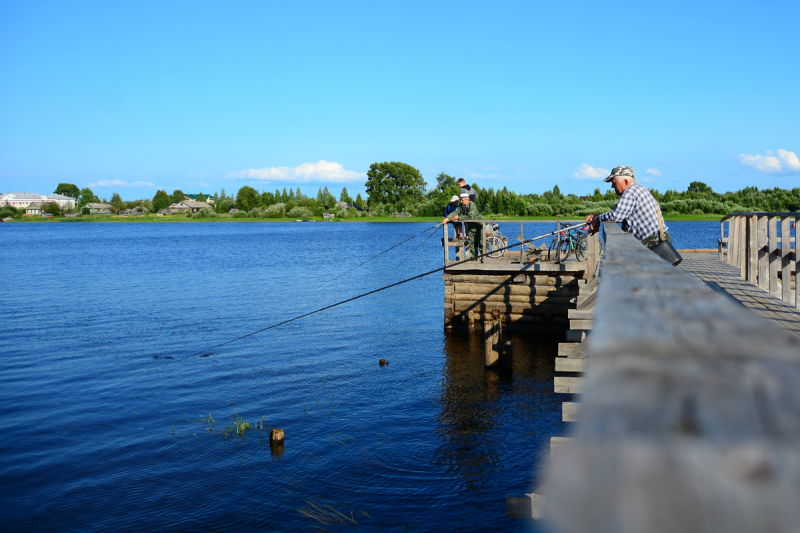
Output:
[[0, 221, 719, 531]]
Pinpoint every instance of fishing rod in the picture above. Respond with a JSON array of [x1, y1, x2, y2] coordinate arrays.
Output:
[[317, 222, 444, 290], [174, 221, 587, 363]]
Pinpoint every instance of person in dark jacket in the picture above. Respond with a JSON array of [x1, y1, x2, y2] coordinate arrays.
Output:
[[457, 178, 478, 203], [443, 193, 483, 260], [443, 195, 463, 239]]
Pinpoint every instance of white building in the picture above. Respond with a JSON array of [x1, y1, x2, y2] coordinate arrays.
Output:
[[2, 192, 77, 209]]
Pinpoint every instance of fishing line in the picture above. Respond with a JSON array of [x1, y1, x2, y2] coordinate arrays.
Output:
[[173, 222, 587, 364], [316, 222, 443, 290], [393, 227, 441, 269]]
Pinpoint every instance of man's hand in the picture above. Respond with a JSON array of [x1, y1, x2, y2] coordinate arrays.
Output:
[[585, 214, 600, 235], [452, 215, 459, 221], [442, 218, 448, 225]]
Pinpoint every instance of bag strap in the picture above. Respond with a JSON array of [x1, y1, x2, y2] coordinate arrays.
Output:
[[656, 202, 666, 241]]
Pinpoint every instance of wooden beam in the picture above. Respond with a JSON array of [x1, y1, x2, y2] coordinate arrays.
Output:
[[543, 222, 800, 533], [757, 215, 768, 290], [747, 215, 757, 284], [554, 376, 583, 393], [556, 358, 585, 372], [782, 217, 792, 303], [769, 216, 780, 297], [562, 402, 579, 422]]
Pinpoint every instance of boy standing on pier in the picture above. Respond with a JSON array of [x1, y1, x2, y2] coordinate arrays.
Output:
[[443, 192, 483, 260], [585, 165, 671, 246]]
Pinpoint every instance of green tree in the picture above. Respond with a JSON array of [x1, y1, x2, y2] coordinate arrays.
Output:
[[219, 188, 227, 199], [260, 191, 276, 206], [197, 192, 207, 202], [54, 183, 80, 199], [365, 162, 427, 206], [44, 201, 61, 215], [152, 190, 171, 212], [171, 190, 186, 203], [340, 187, 353, 203], [687, 181, 712, 194], [355, 193, 364, 209], [78, 187, 99, 207], [110, 193, 124, 212], [236, 186, 259, 211], [435, 172, 457, 194], [281, 188, 289, 203], [296, 187, 304, 200]]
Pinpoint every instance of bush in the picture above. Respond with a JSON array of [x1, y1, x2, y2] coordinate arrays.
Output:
[[264, 204, 286, 218], [192, 207, 218, 218], [690, 209, 704, 215], [287, 206, 313, 219], [232, 210, 250, 218]]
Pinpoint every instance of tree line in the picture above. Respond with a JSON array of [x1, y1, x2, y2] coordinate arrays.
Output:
[[4, 166, 799, 220]]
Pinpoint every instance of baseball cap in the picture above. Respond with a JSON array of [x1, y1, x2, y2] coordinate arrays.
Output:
[[450, 195, 459, 202], [604, 165, 635, 182], [459, 192, 470, 199]]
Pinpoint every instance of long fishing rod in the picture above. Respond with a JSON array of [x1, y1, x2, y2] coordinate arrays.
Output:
[[174, 222, 587, 363], [317, 222, 444, 290]]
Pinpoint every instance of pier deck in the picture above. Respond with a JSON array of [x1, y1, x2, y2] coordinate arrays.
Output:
[[679, 252, 800, 336]]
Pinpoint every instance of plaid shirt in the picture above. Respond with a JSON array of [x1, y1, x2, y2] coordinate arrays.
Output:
[[597, 182, 666, 242]]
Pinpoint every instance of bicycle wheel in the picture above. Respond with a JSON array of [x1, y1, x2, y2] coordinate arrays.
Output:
[[556, 238, 571, 263], [487, 236, 505, 258], [547, 238, 559, 262], [574, 235, 588, 261]]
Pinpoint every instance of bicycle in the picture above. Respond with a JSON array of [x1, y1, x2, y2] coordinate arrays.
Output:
[[549, 226, 589, 262], [485, 223, 506, 258]]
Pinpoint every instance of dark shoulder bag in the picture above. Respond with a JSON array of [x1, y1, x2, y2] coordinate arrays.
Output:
[[649, 204, 682, 266]]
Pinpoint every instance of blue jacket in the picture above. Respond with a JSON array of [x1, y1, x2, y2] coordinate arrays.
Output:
[[444, 203, 458, 217]]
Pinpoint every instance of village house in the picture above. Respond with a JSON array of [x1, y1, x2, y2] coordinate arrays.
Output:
[[167, 200, 212, 214], [84, 203, 114, 215], [2, 192, 76, 209], [25, 202, 43, 216]]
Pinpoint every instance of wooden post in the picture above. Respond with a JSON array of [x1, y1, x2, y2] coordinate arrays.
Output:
[[519, 221, 524, 264], [729, 216, 739, 266], [587, 232, 598, 281], [719, 219, 726, 261], [739, 215, 747, 278], [443, 223, 449, 266], [484, 310, 500, 367], [481, 222, 486, 263], [782, 216, 791, 303], [757, 216, 768, 290], [795, 216, 799, 309], [747, 215, 757, 284], [769, 215, 779, 296]]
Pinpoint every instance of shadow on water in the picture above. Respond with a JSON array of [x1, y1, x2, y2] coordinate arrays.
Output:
[[435, 326, 564, 495]]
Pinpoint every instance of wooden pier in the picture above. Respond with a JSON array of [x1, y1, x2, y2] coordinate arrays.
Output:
[[442, 221, 600, 365], [514, 218, 800, 532]]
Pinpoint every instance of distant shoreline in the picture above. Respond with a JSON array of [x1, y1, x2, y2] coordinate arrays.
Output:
[[8, 214, 724, 223]]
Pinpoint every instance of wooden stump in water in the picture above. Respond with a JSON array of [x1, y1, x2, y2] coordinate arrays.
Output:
[[270, 428, 284, 444]]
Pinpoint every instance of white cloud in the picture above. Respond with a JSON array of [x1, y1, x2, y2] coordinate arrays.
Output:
[[572, 164, 609, 180], [645, 168, 661, 176], [513, 166, 528, 172], [227, 160, 363, 183], [89, 179, 155, 188], [738, 149, 800, 175]]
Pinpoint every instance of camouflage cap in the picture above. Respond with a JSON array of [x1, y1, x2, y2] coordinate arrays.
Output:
[[604, 165, 635, 182]]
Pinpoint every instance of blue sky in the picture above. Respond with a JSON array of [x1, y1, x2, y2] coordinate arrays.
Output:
[[1, 0, 798, 200]]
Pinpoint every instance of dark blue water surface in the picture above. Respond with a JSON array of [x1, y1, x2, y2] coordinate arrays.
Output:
[[0, 220, 723, 531]]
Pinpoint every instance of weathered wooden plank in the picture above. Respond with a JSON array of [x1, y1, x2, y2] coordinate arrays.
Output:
[[554, 376, 583, 393], [562, 402, 579, 422], [796, 216, 799, 309], [556, 358, 585, 372], [456, 312, 569, 325], [558, 343, 580, 356], [783, 217, 792, 304], [568, 309, 594, 319], [544, 222, 800, 533], [569, 319, 593, 330], [747, 215, 758, 284], [447, 274, 580, 286], [453, 282, 580, 296], [445, 261, 587, 273], [757, 215, 768, 290], [454, 301, 570, 315], [449, 293, 575, 305], [769, 216, 780, 296]]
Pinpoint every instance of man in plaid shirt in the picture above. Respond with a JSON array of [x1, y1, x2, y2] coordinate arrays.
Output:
[[585, 166, 670, 246]]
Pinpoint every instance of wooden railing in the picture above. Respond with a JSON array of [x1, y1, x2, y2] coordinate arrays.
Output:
[[720, 212, 798, 307], [442, 220, 601, 280], [544, 222, 800, 532]]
